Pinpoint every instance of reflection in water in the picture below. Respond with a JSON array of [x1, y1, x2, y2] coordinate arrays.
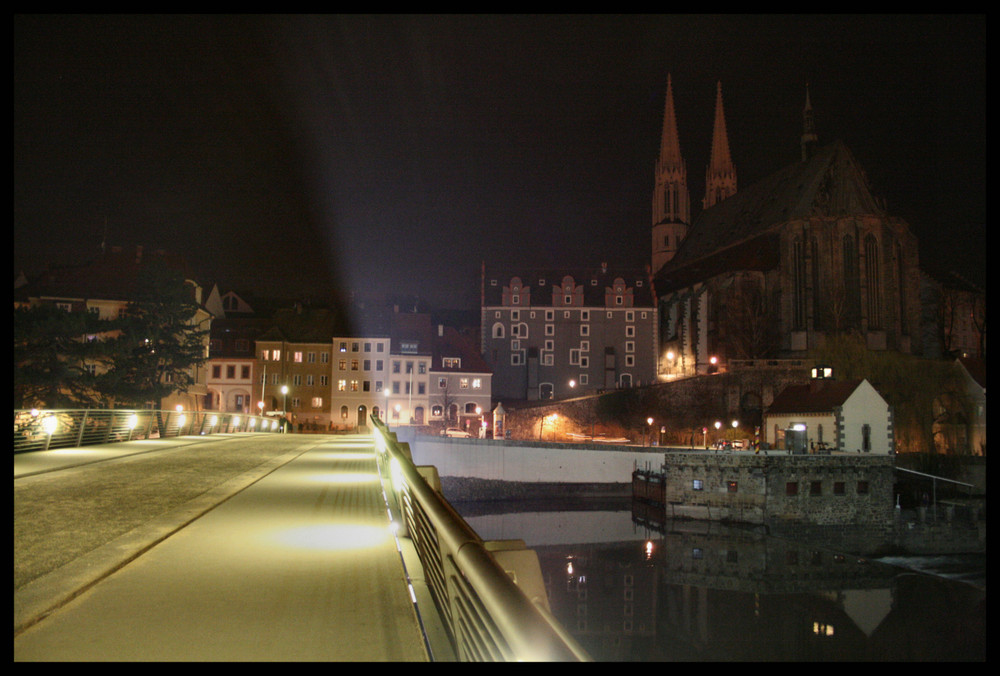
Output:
[[459, 502, 985, 662]]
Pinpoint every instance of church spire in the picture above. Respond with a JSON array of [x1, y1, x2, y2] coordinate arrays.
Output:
[[703, 81, 737, 210], [801, 83, 818, 161], [651, 74, 691, 274]]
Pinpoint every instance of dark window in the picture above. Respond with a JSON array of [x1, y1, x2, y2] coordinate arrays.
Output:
[[833, 482, 846, 495], [857, 481, 870, 495], [727, 481, 738, 493], [810, 481, 822, 496], [786, 482, 798, 496]]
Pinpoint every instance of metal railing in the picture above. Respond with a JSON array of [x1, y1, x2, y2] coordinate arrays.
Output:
[[371, 416, 590, 662], [13, 408, 282, 454]]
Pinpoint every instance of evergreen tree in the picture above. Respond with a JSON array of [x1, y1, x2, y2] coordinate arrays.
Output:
[[98, 266, 210, 408], [14, 303, 110, 408]]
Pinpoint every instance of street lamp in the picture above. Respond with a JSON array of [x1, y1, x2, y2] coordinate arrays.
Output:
[[646, 417, 654, 446], [42, 414, 58, 451], [539, 413, 558, 440], [714, 420, 722, 450]]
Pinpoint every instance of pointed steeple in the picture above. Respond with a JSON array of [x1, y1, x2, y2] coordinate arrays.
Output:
[[703, 81, 737, 210], [658, 74, 685, 171], [801, 83, 818, 162], [651, 74, 691, 274]]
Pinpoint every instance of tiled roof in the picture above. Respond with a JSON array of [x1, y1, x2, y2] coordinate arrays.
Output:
[[431, 326, 491, 373], [482, 265, 655, 307], [655, 140, 885, 292], [766, 379, 865, 414]]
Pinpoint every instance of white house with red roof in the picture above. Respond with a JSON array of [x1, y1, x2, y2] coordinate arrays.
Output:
[[764, 378, 893, 454]]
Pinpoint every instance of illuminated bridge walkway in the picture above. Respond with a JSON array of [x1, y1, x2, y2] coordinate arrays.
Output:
[[13, 433, 440, 661]]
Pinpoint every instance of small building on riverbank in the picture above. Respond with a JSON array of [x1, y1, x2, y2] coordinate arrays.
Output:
[[764, 378, 893, 454], [636, 452, 895, 531]]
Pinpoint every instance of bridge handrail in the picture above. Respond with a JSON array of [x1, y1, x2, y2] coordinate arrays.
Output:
[[371, 415, 590, 662], [13, 408, 282, 453]]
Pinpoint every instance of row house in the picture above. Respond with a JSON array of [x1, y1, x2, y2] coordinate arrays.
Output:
[[431, 325, 493, 435], [482, 264, 658, 401], [254, 306, 350, 430], [249, 305, 492, 432], [331, 335, 392, 429]]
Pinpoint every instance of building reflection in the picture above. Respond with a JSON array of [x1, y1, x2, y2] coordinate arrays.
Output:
[[517, 516, 984, 661]]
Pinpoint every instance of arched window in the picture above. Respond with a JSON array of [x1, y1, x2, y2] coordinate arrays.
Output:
[[843, 234, 860, 327], [896, 239, 908, 335], [792, 237, 807, 330], [492, 322, 504, 339], [864, 234, 882, 329], [811, 238, 822, 330]]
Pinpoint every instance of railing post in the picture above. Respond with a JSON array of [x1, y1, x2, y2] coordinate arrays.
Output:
[[75, 409, 89, 447]]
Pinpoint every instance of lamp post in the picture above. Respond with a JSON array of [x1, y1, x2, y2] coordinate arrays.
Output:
[[714, 420, 722, 451], [281, 385, 289, 433], [646, 417, 654, 446], [539, 413, 558, 441]]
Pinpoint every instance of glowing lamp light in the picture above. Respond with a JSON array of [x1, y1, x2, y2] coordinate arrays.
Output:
[[42, 415, 59, 436], [177, 414, 186, 429], [210, 415, 219, 427], [232, 416, 240, 427], [128, 413, 139, 430]]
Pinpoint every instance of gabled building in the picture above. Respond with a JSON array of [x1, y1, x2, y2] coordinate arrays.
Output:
[[431, 324, 493, 434], [481, 264, 658, 401], [763, 378, 894, 454], [652, 83, 922, 377]]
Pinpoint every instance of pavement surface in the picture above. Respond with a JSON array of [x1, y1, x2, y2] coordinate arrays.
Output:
[[13, 433, 435, 661]]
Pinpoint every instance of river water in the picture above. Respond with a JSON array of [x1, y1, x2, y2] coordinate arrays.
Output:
[[456, 499, 986, 662]]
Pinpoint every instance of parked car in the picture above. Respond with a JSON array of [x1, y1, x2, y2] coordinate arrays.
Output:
[[443, 428, 472, 438]]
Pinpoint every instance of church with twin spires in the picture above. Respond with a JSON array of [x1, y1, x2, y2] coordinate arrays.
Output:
[[650, 75, 922, 378]]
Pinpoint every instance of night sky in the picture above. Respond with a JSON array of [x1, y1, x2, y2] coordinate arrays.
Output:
[[15, 14, 985, 310]]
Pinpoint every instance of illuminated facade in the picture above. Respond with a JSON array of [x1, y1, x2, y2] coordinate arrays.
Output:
[[482, 265, 658, 401]]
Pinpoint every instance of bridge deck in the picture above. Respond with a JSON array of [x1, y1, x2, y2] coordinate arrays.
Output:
[[14, 433, 433, 662]]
